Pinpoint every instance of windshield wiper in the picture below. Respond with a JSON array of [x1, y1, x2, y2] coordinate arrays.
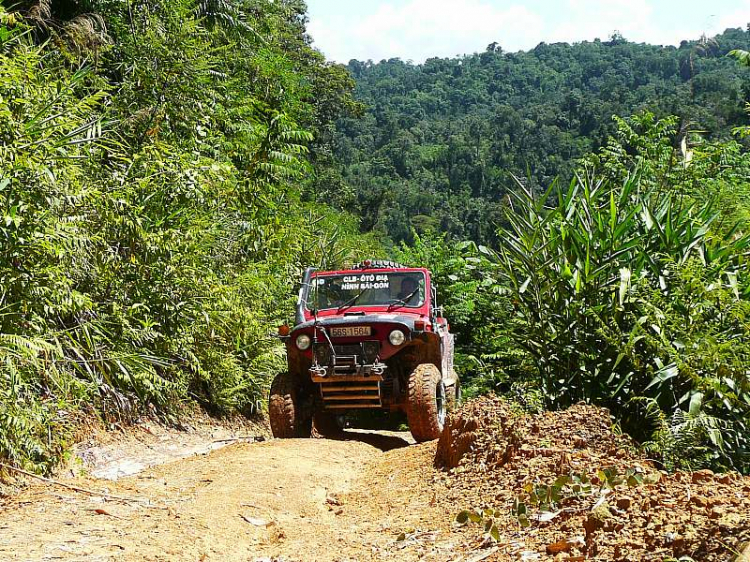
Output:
[[388, 287, 420, 310], [337, 287, 371, 312]]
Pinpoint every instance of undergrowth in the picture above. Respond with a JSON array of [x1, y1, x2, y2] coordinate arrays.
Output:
[[0, 3, 379, 473]]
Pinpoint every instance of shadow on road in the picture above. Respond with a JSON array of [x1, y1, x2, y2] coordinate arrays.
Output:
[[331, 429, 413, 452]]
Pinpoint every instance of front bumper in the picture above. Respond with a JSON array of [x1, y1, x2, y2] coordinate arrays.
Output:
[[309, 341, 386, 379]]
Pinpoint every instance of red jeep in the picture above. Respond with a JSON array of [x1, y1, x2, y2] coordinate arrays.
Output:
[[269, 260, 459, 442]]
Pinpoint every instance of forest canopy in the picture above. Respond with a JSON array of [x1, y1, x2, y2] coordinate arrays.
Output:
[[323, 28, 750, 244]]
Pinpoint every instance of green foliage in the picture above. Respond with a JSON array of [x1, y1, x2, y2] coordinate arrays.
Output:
[[328, 28, 750, 244], [455, 507, 502, 541], [587, 112, 750, 231], [492, 115, 750, 472], [393, 231, 531, 395], [730, 49, 750, 139], [632, 261, 750, 470], [510, 467, 648, 528], [730, 48, 750, 67], [0, 1, 378, 472]]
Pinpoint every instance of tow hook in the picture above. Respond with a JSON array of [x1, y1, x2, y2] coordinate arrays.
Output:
[[371, 362, 386, 376], [310, 364, 327, 378]]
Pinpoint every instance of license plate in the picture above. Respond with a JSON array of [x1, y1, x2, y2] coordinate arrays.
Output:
[[330, 326, 371, 338]]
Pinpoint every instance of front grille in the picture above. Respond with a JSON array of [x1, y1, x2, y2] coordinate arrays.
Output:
[[314, 341, 380, 365], [320, 379, 382, 409], [334, 344, 363, 356]]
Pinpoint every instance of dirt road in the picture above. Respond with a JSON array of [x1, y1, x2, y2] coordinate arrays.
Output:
[[0, 431, 466, 562], [6, 402, 747, 561]]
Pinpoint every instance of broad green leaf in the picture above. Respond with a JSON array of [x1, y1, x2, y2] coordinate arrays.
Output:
[[468, 511, 483, 523], [645, 363, 679, 391], [641, 207, 654, 230], [688, 392, 704, 417], [726, 271, 739, 300], [519, 276, 531, 294], [455, 511, 470, 525]]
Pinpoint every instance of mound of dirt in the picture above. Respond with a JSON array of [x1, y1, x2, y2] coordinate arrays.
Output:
[[436, 396, 750, 561]]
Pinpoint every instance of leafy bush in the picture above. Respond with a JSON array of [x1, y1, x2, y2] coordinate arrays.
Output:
[[394, 231, 531, 396], [493, 116, 750, 472], [0, 2, 380, 473], [634, 260, 750, 470]]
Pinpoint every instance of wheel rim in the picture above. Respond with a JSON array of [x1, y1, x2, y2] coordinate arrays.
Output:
[[436, 380, 446, 427]]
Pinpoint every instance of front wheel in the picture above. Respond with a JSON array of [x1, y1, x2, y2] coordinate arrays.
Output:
[[269, 373, 309, 438], [406, 364, 446, 442]]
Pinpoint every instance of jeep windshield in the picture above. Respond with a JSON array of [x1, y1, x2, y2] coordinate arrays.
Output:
[[306, 272, 426, 311]]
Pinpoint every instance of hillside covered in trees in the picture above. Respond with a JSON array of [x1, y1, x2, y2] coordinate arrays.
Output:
[[324, 28, 750, 243], [331, 28, 750, 474]]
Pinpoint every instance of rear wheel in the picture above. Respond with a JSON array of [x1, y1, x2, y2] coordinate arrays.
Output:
[[312, 410, 344, 438], [269, 373, 309, 438], [406, 364, 446, 442]]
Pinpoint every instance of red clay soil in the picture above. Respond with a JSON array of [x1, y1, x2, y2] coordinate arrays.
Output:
[[0, 399, 748, 561], [435, 396, 750, 561]]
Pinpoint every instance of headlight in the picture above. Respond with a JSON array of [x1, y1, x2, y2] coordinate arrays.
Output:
[[388, 329, 406, 346], [295, 334, 311, 350]]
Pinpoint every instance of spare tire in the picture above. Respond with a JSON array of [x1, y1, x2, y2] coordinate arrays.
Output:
[[406, 363, 446, 442]]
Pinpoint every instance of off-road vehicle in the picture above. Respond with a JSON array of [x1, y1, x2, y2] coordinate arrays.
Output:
[[269, 260, 459, 442]]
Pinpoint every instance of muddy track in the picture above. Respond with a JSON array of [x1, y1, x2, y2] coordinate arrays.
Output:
[[6, 407, 747, 561], [0, 430, 463, 562]]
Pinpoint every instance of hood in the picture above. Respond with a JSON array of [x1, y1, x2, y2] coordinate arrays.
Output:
[[293, 313, 421, 332]]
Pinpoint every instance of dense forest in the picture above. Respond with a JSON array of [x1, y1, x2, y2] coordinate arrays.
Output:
[[324, 28, 750, 243], [0, 0, 379, 471], [338, 29, 750, 473], [1, 1, 750, 478]]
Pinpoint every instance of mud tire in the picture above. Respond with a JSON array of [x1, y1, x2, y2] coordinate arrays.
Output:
[[312, 411, 343, 438], [269, 372, 308, 438], [407, 364, 446, 442]]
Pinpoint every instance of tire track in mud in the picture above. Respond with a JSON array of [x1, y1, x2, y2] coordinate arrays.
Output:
[[0, 430, 464, 562]]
